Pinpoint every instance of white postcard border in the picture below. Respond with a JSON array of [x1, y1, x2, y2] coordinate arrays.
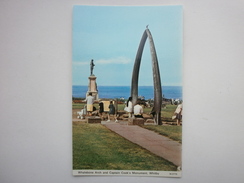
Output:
[[73, 169, 181, 177]]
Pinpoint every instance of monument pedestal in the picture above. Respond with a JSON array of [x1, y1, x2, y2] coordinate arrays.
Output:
[[128, 118, 145, 125], [86, 75, 99, 100], [87, 116, 101, 123]]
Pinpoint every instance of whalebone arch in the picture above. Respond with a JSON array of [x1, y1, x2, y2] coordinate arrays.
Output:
[[131, 28, 162, 125]]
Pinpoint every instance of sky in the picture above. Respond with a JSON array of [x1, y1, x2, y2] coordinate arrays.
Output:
[[72, 5, 182, 86]]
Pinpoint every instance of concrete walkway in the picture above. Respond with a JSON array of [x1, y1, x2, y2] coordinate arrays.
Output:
[[103, 121, 182, 167]]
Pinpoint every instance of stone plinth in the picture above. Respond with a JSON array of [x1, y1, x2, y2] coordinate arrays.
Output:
[[87, 117, 101, 123], [86, 75, 99, 100], [145, 119, 156, 125], [128, 118, 145, 125]]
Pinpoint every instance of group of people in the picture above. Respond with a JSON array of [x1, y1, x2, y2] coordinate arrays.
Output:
[[124, 97, 144, 118], [77, 93, 119, 122], [77, 94, 144, 122], [99, 96, 144, 122], [77, 93, 182, 126]]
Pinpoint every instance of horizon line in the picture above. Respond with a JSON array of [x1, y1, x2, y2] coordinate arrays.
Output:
[[72, 85, 182, 87]]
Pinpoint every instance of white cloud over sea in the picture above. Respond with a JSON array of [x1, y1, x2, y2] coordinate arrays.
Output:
[[73, 57, 131, 66], [96, 57, 131, 64]]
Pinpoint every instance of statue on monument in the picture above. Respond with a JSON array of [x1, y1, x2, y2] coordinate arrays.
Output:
[[90, 59, 95, 76], [87, 59, 98, 100]]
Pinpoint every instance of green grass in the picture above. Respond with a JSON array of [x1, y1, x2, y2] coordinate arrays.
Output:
[[73, 103, 176, 116], [142, 104, 177, 121], [141, 125, 182, 143], [73, 123, 177, 171], [161, 105, 177, 119], [72, 103, 99, 109], [73, 103, 124, 110]]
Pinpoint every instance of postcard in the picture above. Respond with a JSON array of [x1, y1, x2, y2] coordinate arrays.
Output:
[[72, 5, 183, 177]]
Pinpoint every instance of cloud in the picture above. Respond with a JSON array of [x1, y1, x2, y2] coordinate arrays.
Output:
[[73, 57, 131, 66], [72, 62, 89, 66], [96, 57, 131, 64]]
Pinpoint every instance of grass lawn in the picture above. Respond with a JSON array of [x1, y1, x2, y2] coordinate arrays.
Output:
[[73, 123, 177, 171], [141, 125, 182, 143]]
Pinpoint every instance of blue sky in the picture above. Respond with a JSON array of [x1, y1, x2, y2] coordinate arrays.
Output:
[[72, 5, 182, 86]]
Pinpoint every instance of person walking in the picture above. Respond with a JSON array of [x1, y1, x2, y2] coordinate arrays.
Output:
[[107, 101, 118, 122]]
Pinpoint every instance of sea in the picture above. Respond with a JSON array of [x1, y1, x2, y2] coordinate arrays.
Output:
[[72, 85, 182, 100]]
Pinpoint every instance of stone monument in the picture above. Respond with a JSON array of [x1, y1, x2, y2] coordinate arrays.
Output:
[[86, 59, 99, 100]]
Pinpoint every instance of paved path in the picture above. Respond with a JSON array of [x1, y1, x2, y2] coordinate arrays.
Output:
[[103, 121, 182, 167]]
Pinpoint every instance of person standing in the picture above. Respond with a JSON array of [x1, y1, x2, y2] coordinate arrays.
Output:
[[174, 102, 183, 126], [125, 97, 133, 118], [107, 101, 118, 122], [133, 100, 144, 118], [98, 100, 104, 117], [86, 92, 94, 116]]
